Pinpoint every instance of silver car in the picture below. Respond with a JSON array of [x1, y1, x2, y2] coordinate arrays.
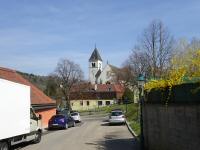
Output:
[[70, 112, 81, 123], [109, 110, 126, 125]]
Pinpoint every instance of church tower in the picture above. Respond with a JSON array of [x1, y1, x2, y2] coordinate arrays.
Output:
[[89, 47, 103, 84]]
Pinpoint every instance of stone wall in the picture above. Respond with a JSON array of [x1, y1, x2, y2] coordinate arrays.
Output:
[[143, 83, 200, 150]]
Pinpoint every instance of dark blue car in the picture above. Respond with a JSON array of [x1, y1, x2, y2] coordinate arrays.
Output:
[[48, 114, 75, 130]]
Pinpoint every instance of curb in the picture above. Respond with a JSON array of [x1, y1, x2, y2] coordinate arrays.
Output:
[[42, 128, 49, 135], [126, 121, 138, 138]]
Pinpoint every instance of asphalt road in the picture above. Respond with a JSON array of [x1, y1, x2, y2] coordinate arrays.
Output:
[[14, 115, 139, 150]]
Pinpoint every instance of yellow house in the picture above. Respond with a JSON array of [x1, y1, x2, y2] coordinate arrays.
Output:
[[70, 99, 115, 111], [69, 84, 124, 111]]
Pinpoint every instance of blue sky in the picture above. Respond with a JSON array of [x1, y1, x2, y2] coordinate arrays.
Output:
[[0, 0, 200, 79]]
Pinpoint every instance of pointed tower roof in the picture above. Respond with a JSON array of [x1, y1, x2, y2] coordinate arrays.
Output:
[[89, 47, 103, 62]]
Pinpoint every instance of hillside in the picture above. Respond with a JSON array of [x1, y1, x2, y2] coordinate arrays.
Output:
[[18, 71, 48, 92]]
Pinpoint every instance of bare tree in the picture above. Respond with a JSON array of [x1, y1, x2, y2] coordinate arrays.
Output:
[[128, 50, 150, 77], [55, 58, 84, 110], [189, 37, 200, 50], [117, 65, 136, 87], [129, 20, 174, 79], [116, 48, 150, 88]]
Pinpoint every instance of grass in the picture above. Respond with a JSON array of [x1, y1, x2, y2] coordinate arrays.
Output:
[[129, 121, 140, 136], [116, 103, 140, 136]]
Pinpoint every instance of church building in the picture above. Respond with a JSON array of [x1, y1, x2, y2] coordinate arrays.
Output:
[[89, 47, 119, 84], [67, 47, 125, 111]]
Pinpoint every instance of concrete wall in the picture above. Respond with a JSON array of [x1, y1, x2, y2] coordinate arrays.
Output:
[[70, 99, 114, 111], [143, 83, 200, 150], [143, 104, 200, 150]]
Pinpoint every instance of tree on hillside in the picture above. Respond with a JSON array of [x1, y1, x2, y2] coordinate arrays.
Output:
[[122, 88, 134, 103], [55, 58, 84, 110], [19, 71, 47, 91], [44, 75, 60, 99], [127, 20, 174, 79]]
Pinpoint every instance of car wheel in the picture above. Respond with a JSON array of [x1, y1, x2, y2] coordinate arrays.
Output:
[[33, 131, 42, 144], [65, 123, 68, 129], [73, 122, 75, 127], [0, 141, 9, 150]]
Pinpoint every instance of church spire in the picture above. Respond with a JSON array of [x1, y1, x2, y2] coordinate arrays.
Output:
[[89, 46, 103, 62]]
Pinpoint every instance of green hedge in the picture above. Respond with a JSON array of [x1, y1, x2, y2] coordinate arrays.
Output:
[[145, 82, 200, 103]]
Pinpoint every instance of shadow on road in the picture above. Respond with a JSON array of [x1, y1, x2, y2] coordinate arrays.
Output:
[[101, 122, 126, 126], [12, 142, 33, 150], [101, 122, 110, 126], [102, 119, 109, 122], [85, 138, 139, 150], [98, 138, 139, 150]]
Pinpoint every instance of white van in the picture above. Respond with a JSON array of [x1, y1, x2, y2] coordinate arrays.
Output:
[[0, 79, 42, 150]]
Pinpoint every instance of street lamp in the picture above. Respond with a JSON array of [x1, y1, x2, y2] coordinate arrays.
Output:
[[137, 74, 145, 150], [137, 74, 145, 97], [59, 84, 63, 88]]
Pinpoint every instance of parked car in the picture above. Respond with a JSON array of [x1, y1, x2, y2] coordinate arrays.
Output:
[[109, 110, 126, 125], [48, 114, 75, 130], [70, 112, 81, 123]]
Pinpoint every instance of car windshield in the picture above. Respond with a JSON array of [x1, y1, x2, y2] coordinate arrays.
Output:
[[111, 111, 123, 116], [51, 115, 64, 119], [71, 112, 78, 116]]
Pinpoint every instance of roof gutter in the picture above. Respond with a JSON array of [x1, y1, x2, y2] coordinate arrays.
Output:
[[32, 103, 56, 111]]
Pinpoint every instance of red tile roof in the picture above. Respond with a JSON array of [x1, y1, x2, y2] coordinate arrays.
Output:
[[0, 67, 55, 105], [71, 83, 125, 93], [95, 84, 124, 93], [70, 83, 125, 100]]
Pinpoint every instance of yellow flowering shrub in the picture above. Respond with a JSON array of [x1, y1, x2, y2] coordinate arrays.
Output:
[[145, 49, 200, 91]]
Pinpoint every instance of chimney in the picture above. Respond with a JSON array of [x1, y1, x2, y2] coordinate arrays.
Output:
[[94, 84, 97, 91]]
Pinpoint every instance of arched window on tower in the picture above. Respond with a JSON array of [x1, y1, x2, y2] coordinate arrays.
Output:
[[92, 63, 95, 67]]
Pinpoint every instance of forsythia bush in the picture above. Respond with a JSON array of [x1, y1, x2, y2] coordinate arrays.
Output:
[[145, 49, 200, 91]]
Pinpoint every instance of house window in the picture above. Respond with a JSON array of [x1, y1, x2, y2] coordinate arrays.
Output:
[[108, 87, 111, 91], [87, 101, 90, 106], [106, 101, 111, 105], [106, 81, 111, 84], [98, 101, 103, 106], [92, 63, 95, 67], [80, 101, 83, 106]]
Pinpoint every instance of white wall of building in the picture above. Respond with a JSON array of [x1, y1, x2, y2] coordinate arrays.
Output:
[[89, 60, 102, 84], [97, 64, 114, 84]]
